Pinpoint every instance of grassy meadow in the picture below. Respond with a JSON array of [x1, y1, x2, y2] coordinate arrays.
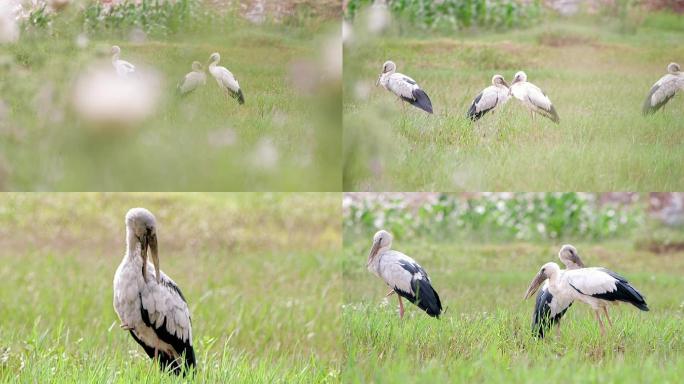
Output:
[[0, 193, 341, 382], [0, 3, 341, 191], [342, 238, 684, 382], [343, 14, 684, 191], [342, 193, 684, 382]]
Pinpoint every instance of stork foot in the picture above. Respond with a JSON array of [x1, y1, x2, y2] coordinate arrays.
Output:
[[119, 323, 134, 331]]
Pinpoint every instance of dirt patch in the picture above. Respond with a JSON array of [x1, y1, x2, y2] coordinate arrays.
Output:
[[537, 31, 598, 47]]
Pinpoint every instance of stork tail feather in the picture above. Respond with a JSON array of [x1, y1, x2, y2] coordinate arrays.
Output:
[[405, 89, 433, 114]]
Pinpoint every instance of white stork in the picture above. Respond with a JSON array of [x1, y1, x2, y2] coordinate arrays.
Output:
[[113, 208, 195, 375], [510, 71, 559, 123], [178, 61, 206, 96], [377, 60, 433, 114], [111, 45, 135, 78], [208, 52, 244, 105], [524, 261, 648, 335], [367, 230, 442, 318], [531, 244, 585, 338], [467, 74, 511, 121], [643, 62, 684, 115]]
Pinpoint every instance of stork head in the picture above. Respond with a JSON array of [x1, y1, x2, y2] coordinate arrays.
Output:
[[492, 74, 509, 88], [558, 244, 584, 269], [512, 71, 527, 84], [377, 60, 396, 86], [523, 262, 560, 300], [381, 60, 396, 74], [126, 208, 160, 284], [191, 61, 203, 71], [111, 45, 121, 56], [209, 52, 220, 65], [368, 229, 392, 265], [667, 62, 680, 73]]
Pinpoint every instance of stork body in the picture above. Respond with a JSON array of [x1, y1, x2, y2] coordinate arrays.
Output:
[[367, 230, 442, 318], [467, 74, 511, 121], [377, 60, 433, 114], [113, 208, 195, 375], [208, 52, 244, 105], [643, 62, 684, 115], [510, 71, 559, 123], [525, 261, 648, 335], [111, 45, 135, 78], [532, 245, 585, 338], [178, 61, 206, 96]]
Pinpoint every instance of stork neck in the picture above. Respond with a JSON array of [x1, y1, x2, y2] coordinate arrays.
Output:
[[125, 228, 141, 262]]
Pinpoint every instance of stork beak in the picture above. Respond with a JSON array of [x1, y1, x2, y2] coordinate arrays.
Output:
[[376, 75, 381, 86], [367, 239, 381, 267], [502, 80, 510, 88], [149, 233, 160, 284], [523, 271, 546, 300], [140, 235, 149, 283]]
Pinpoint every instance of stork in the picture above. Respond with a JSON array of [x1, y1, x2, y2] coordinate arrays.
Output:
[[113, 208, 196, 375], [208, 52, 244, 105], [524, 261, 648, 335], [376, 60, 433, 114], [467, 74, 511, 121], [643, 62, 684, 115], [178, 61, 207, 96], [510, 71, 559, 123], [111, 45, 135, 78], [531, 244, 585, 338], [367, 230, 442, 318]]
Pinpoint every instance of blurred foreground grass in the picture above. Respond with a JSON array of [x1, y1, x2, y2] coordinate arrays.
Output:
[[0, 4, 341, 191], [0, 193, 341, 382]]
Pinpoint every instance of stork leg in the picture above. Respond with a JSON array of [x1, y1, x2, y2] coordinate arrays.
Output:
[[555, 320, 561, 339], [397, 295, 405, 319], [602, 307, 614, 327], [594, 310, 606, 336]]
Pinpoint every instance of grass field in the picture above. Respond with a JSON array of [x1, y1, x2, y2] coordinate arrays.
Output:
[[0, 193, 341, 382], [342, 236, 684, 382], [0, 5, 341, 191], [343, 15, 684, 191]]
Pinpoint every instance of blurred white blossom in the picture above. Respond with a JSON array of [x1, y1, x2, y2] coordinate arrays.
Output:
[[251, 138, 278, 170], [0, 1, 20, 44], [71, 64, 161, 129], [368, 0, 391, 34]]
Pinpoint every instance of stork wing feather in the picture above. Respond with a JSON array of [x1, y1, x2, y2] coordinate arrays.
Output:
[[387, 73, 421, 100], [468, 85, 505, 120], [566, 267, 648, 310], [139, 273, 195, 371], [643, 74, 683, 114]]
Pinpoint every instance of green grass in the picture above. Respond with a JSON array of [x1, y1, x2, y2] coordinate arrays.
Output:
[[0, 193, 341, 383], [342, 238, 684, 382], [343, 17, 684, 191], [0, 7, 341, 191]]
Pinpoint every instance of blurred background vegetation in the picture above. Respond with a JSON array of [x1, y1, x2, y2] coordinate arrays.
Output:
[[0, 0, 341, 191], [344, 192, 684, 249], [344, 0, 684, 34]]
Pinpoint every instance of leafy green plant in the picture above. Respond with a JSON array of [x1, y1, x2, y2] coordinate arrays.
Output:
[[345, 0, 542, 32], [344, 193, 644, 243]]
